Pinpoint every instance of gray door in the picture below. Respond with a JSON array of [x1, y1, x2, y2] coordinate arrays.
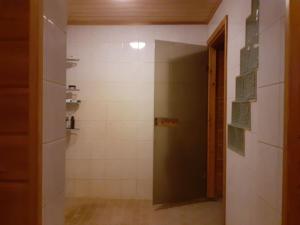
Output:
[[154, 41, 208, 204]]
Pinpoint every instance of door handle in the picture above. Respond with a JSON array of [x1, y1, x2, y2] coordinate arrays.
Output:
[[155, 118, 179, 127]]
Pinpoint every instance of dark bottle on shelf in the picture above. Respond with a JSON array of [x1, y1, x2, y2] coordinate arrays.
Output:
[[70, 116, 75, 129]]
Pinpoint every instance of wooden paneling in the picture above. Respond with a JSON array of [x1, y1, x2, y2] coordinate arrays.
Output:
[[283, 1, 300, 225], [215, 49, 224, 198], [0, 89, 29, 134], [0, 136, 29, 181], [0, 182, 30, 225], [0, 42, 29, 87], [0, 0, 42, 224], [68, 0, 222, 25]]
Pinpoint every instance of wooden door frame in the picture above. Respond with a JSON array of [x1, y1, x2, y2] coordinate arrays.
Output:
[[29, 0, 43, 224], [283, 1, 300, 225], [206, 15, 228, 223]]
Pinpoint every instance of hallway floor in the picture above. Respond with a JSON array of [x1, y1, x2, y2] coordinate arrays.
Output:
[[65, 198, 223, 225]]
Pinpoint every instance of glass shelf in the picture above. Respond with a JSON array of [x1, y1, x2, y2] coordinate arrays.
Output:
[[66, 99, 81, 104], [66, 88, 80, 92]]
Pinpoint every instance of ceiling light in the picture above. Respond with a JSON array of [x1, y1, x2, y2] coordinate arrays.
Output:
[[130, 42, 146, 50]]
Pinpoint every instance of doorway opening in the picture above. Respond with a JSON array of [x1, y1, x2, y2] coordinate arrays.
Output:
[[64, 26, 225, 224], [207, 16, 228, 222]]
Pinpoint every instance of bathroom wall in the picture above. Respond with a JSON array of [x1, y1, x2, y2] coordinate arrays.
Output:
[[66, 25, 208, 200], [42, 0, 67, 224], [209, 0, 285, 224]]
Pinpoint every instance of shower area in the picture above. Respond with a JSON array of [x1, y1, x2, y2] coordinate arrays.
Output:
[[64, 26, 222, 225]]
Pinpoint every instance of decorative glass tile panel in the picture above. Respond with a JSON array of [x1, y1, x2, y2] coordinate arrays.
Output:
[[228, 125, 245, 155], [232, 102, 251, 129], [236, 71, 257, 101], [229, 0, 259, 155], [246, 15, 259, 46], [240, 46, 259, 75]]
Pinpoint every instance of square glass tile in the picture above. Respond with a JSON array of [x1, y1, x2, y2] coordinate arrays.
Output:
[[246, 15, 259, 46], [236, 71, 257, 101], [228, 125, 245, 155], [240, 46, 259, 75], [251, 0, 260, 16], [232, 102, 251, 130]]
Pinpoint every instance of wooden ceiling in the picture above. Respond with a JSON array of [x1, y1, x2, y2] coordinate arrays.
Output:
[[68, 0, 222, 25]]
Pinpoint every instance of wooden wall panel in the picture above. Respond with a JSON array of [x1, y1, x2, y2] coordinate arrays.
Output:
[[0, 136, 29, 181], [215, 49, 224, 198], [0, 183, 30, 225], [283, 1, 300, 225], [0, 89, 29, 134], [68, 0, 222, 25], [0, 0, 42, 225], [0, 42, 28, 87], [0, 0, 29, 39]]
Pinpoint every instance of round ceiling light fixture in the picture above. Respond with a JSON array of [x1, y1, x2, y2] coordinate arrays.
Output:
[[129, 41, 146, 50]]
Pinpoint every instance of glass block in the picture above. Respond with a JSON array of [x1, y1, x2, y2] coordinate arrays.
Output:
[[228, 125, 245, 155], [232, 102, 251, 129], [236, 71, 257, 101], [240, 46, 259, 75], [246, 15, 259, 46], [251, 0, 260, 16]]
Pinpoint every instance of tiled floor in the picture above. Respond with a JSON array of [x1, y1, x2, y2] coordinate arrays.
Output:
[[65, 198, 223, 225]]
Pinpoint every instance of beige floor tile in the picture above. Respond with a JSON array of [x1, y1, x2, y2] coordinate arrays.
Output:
[[65, 198, 223, 225]]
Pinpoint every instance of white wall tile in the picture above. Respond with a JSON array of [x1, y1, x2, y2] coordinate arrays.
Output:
[[258, 18, 285, 87], [65, 179, 76, 198], [43, 192, 65, 225], [90, 160, 106, 179], [260, 0, 286, 33], [43, 1, 66, 224], [136, 141, 153, 160], [136, 122, 154, 141], [43, 139, 66, 206], [105, 139, 137, 159], [44, 0, 67, 32], [90, 180, 106, 197], [255, 143, 283, 211], [258, 83, 284, 147], [120, 180, 137, 199], [66, 159, 90, 179], [44, 19, 66, 85], [137, 159, 153, 180], [107, 121, 137, 141], [103, 180, 121, 199], [74, 121, 107, 140], [73, 180, 91, 197], [75, 101, 107, 120], [252, 196, 281, 225], [107, 102, 138, 121], [137, 179, 153, 200], [43, 81, 66, 143]]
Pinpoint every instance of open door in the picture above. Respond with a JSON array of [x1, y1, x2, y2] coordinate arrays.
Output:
[[153, 40, 208, 204]]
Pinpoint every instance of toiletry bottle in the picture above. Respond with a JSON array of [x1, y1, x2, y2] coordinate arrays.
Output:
[[71, 116, 75, 129], [66, 117, 69, 129]]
